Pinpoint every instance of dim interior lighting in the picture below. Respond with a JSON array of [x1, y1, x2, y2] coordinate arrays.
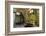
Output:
[[16, 12, 20, 15], [30, 10, 33, 13]]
